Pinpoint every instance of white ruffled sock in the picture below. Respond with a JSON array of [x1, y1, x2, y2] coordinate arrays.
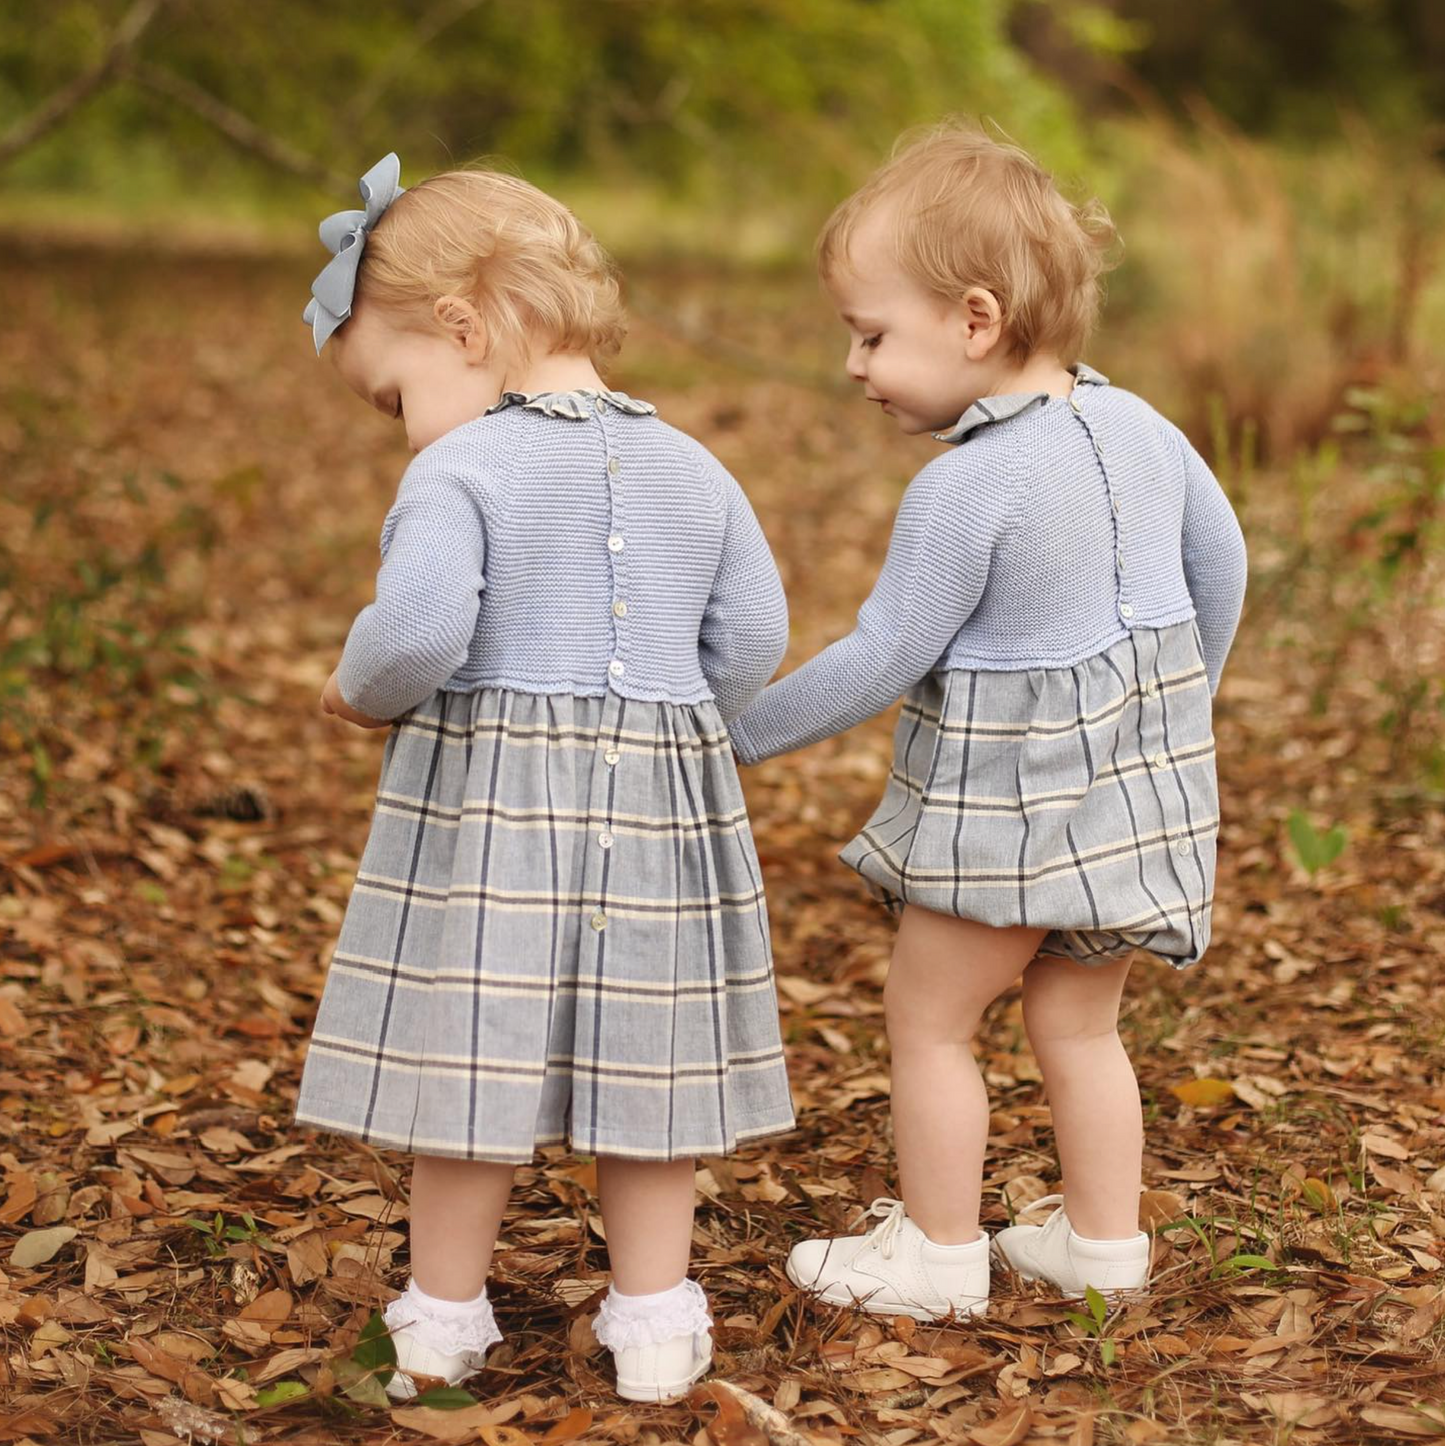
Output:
[[592, 1277, 712, 1351], [383, 1278, 503, 1357]]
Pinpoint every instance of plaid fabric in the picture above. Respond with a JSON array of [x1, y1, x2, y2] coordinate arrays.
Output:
[[839, 622, 1218, 968], [294, 687, 794, 1162]]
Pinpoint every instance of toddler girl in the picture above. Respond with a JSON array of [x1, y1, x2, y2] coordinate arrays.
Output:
[[729, 126, 1247, 1319], [292, 155, 795, 1400]]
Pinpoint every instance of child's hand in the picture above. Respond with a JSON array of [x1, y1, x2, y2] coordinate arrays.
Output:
[[320, 670, 392, 729]]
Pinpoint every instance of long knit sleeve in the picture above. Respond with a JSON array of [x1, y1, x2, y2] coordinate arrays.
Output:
[[336, 472, 488, 720], [728, 452, 1018, 763], [698, 471, 789, 721], [1171, 427, 1247, 693]]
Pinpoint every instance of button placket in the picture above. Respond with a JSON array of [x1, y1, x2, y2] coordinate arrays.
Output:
[[1071, 402, 1132, 626], [588, 693, 625, 940], [599, 413, 630, 690]]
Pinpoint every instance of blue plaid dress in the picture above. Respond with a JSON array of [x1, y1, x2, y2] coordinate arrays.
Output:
[[294, 390, 796, 1162]]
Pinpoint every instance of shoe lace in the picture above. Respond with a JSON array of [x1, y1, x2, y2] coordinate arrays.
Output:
[[1014, 1192, 1066, 1226], [862, 1198, 908, 1260]]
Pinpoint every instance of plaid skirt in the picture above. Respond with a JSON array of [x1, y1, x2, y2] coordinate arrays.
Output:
[[840, 622, 1218, 968], [294, 688, 794, 1162]]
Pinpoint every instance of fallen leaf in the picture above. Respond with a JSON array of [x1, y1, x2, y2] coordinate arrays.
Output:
[[969, 1404, 1033, 1446], [0, 1172, 38, 1224], [9, 1226, 78, 1268], [541, 1408, 594, 1442], [1170, 1077, 1236, 1107], [1358, 1404, 1445, 1437], [390, 1402, 504, 1440]]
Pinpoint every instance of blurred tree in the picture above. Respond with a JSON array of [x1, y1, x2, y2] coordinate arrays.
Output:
[[0, 0, 1085, 214], [1014, 0, 1445, 141]]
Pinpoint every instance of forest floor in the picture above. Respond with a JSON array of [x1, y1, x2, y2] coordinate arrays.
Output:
[[1, 244, 1442, 1445]]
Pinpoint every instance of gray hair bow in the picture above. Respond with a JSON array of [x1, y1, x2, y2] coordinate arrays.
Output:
[[302, 153, 405, 353]]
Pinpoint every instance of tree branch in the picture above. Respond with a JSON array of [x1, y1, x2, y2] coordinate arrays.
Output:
[[0, 0, 167, 167], [124, 60, 352, 193]]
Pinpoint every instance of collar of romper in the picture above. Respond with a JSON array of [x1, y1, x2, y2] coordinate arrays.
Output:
[[933, 362, 1110, 445], [484, 386, 658, 420]]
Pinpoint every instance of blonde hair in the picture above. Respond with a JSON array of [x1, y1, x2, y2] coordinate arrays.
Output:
[[357, 166, 627, 367], [817, 124, 1117, 361]]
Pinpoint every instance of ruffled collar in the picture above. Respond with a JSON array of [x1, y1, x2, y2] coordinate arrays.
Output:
[[484, 386, 657, 420], [933, 362, 1110, 445]]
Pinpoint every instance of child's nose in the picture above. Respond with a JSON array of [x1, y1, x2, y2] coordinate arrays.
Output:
[[845, 344, 867, 381]]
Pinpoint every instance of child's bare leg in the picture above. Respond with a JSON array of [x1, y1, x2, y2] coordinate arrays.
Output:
[[886, 907, 1048, 1244], [1021, 954, 1140, 1238], [594, 1157, 711, 1399], [408, 1155, 516, 1300], [596, 1156, 696, 1293]]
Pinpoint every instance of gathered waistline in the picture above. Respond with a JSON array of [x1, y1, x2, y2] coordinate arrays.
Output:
[[940, 610, 1199, 677], [436, 675, 720, 708]]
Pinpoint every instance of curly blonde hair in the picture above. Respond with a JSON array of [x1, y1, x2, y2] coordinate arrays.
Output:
[[357, 166, 627, 367], [818, 124, 1117, 362]]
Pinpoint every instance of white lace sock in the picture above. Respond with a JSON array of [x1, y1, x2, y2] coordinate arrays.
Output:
[[592, 1278, 712, 1350], [383, 1279, 503, 1357]]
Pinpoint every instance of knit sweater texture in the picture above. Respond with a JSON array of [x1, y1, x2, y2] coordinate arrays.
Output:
[[728, 368, 1248, 764], [335, 390, 789, 722]]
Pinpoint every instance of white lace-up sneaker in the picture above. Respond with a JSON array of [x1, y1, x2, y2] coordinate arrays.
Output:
[[785, 1198, 989, 1322], [382, 1281, 501, 1402], [991, 1195, 1149, 1299]]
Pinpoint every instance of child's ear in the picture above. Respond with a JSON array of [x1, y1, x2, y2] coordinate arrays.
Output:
[[433, 295, 487, 358], [957, 286, 1004, 360]]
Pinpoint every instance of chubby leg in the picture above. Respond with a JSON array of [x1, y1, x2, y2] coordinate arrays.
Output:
[[1020, 953, 1140, 1239], [885, 907, 1049, 1244], [383, 1155, 516, 1401], [595, 1157, 711, 1403], [408, 1155, 516, 1299], [596, 1156, 697, 1294]]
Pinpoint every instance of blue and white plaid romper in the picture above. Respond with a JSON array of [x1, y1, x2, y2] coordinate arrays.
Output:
[[730, 366, 1248, 970]]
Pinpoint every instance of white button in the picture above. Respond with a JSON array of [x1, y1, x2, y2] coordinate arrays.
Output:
[[594, 398, 605, 413], [1175, 838, 1192, 858], [1070, 397, 1082, 414], [608, 659, 625, 678], [1111, 497, 1120, 516], [590, 910, 608, 930], [599, 831, 615, 849], [607, 534, 625, 553], [1144, 679, 1158, 698], [603, 749, 621, 766], [1116, 552, 1126, 572], [607, 457, 621, 477], [1119, 603, 1135, 619], [1153, 753, 1168, 770], [612, 599, 628, 618]]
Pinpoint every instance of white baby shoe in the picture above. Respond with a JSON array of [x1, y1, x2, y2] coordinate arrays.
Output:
[[382, 1279, 502, 1402], [785, 1198, 989, 1322], [991, 1194, 1149, 1299], [592, 1278, 714, 1403]]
